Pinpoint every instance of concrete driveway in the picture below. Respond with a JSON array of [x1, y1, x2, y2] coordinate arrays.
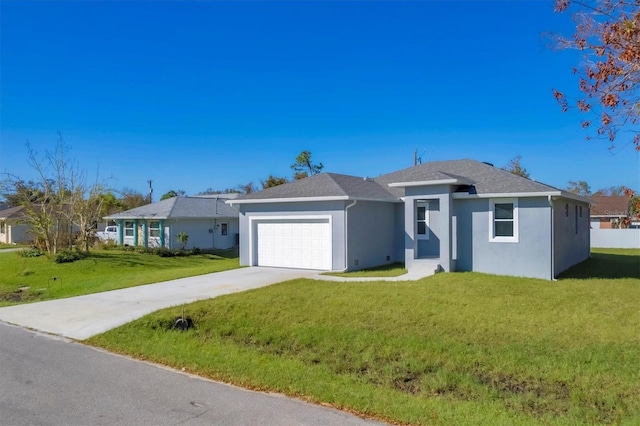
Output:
[[0, 267, 316, 340]]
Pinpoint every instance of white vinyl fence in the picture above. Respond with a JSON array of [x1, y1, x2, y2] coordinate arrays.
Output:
[[591, 228, 640, 249]]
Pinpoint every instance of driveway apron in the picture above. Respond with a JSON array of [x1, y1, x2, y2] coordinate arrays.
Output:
[[0, 267, 315, 340]]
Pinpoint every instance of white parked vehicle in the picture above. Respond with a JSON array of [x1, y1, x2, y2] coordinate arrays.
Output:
[[96, 226, 118, 241]]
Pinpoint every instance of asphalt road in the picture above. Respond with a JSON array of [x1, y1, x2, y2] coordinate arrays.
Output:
[[0, 323, 380, 425]]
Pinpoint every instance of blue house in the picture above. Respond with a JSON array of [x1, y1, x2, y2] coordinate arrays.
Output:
[[228, 159, 591, 280], [104, 195, 240, 250]]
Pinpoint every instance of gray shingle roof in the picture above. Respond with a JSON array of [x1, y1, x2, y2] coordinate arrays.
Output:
[[236, 173, 398, 202], [104, 197, 238, 220], [0, 206, 26, 220], [375, 159, 560, 197], [234, 159, 585, 203]]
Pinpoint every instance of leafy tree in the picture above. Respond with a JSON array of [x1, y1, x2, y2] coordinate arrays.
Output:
[[0, 180, 47, 206], [100, 192, 124, 216], [118, 188, 147, 210], [502, 155, 530, 178], [291, 150, 324, 180], [553, 0, 640, 150], [565, 180, 592, 196], [160, 189, 186, 200], [261, 175, 288, 189]]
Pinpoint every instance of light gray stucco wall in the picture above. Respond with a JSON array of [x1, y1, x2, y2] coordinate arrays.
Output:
[[9, 223, 31, 244], [394, 203, 405, 262], [553, 198, 590, 275], [237, 201, 346, 270], [346, 201, 399, 270], [404, 185, 452, 272], [453, 197, 553, 280]]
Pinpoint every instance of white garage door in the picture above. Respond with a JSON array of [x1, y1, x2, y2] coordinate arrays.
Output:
[[255, 220, 332, 270]]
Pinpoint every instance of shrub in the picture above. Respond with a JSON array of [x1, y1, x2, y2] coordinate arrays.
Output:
[[18, 247, 43, 258], [155, 247, 176, 257], [95, 240, 118, 250], [191, 247, 201, 255], [54, 249, 86, 264]]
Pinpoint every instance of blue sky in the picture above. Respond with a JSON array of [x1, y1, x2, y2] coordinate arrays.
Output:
[[1, 0, 638, 199]]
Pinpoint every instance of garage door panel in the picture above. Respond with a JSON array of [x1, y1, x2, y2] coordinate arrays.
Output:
[[256, 220, 331, 270]]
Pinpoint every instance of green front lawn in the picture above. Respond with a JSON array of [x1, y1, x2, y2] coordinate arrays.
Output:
[[89, 249, 640, 425], [0, 249, 240, 306]]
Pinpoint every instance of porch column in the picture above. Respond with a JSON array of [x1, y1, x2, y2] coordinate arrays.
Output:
[[133, 219, 138, 246], [159, 220, 165, 248], [440, 192, 452, 272], [142, 221, 148, 247], [117, 220, 124, 245]]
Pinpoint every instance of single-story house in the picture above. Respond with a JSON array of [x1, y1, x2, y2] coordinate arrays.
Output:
[[228, 159, 591, 280], [104, 195, 240, 250], [0, 206, 32, 244], [589, 195, 631, 228]]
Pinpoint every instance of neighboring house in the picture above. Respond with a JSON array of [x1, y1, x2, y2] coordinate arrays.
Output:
[[0, 206, 32, 244], [104, 195, 240, 250], [589, 195, 631, 229], [228, 159, 591, 280]]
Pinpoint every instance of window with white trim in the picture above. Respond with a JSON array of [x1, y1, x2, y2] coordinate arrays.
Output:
[[221, 223, 228, 236], [416, 201, 429, 240], [0, 221, 5, 234], [489, 198, 518, 242], [124, 221, 134, 237], [149, 221, 160, 238]]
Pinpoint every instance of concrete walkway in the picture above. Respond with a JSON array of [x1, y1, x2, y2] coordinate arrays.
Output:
[[0, 267, 315, 340]]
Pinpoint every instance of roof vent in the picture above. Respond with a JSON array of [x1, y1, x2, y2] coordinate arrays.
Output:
[[482, 161, 494, 167]]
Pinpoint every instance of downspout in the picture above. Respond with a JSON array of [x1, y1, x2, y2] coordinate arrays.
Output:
[[341, 200, 358, 271], [548, 195, 556, 281]]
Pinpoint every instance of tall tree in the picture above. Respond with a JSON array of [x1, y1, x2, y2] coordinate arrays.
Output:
[[291, 150, 324, 180], [566, 180, 592, 196], [118, 188, 147, 210], [261, 175, 288, 189], [553, 0, 640, 150], [502, 155, 530, 178], [2, 136, 108, 254]]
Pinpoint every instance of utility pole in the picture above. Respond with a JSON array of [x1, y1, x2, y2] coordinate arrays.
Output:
[[147, 180, 153, 204]]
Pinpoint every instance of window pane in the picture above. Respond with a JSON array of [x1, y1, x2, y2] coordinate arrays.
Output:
[[495, 203, 513, 219], [417, 221, 426, 235], [495, 221, 513, 237], [149, 221, 159, 229], [221, 223, 228, 236], [149, 230, 160, 237], [417, 206, 426, 221]]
